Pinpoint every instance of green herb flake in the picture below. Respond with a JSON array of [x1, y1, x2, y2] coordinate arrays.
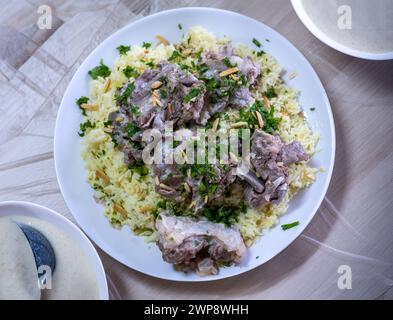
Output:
[[76, 96, 89, 116], [88, 59, 111, 80], [184, 87, 202, 103], [178, 23, 183, 30], [116, 83, 135, 104], [223, 57, 234, 68], [123, 66, 139, 78], [264, 86, 278, 99], [252, 38, 262, 48], [126, 123, 140, 138], [281, 221, 299, 231], [159, 89, 168, 99], [130, 105, 141, 116], [78, 120, 96, 137], [169, 50, 182, 61], [116, 45, 131, 55], [310, 107, 316, 111], [142, 42, 151, 49]]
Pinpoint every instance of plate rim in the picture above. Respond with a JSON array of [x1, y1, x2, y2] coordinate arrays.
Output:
[[54, 6, 336, 282]]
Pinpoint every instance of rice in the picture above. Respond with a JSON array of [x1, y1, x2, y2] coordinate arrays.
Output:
[[80, 26, 319, 245]]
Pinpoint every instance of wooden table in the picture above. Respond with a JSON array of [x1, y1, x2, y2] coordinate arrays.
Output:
[[1, 0, 392, 299]]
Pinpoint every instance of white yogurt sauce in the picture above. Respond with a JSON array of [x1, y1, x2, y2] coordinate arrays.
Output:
[[300, 0, 393, 53], [0, 218, 40, 300], [0, 216, 100, 300]]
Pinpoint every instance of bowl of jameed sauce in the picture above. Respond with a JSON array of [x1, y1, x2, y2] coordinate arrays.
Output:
[[291, 0, 393, 60], [0, 201, 108, 300]]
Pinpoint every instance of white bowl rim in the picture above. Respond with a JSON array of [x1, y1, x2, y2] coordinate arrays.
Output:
[[0, 200, 109, 299], [291, 0, 393, 61], [54, 6, 336, 282]]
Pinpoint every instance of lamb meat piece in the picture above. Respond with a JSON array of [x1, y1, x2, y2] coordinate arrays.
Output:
[[279, 141, 309, 165], [152, 163, 186, 202], [246, 130, 309, 208], [156, 213, 246, 275]]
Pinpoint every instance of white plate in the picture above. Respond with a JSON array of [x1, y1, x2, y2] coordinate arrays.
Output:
[[54, 7, 335, 281], [291, 0, 393, 60], [0, 201, 108, 299]]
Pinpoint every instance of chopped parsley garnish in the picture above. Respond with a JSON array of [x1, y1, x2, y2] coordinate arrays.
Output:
[[178, 23, 183, 30], [184, 87, 203, 103], [310, 107, 316, 111], [142, 42, 151, 49], [116, 45, 131, 55], [88, 59, 111, 79], [256, 50, 265, 57], [116, 83, 135, 104], [172, 140, 181, 148], [126, 123, 140, 137], [159, 89, 168, 99], [206, 78, 218, 91], [252, 38, 262, 48], [76, 96, 89, 116], [196, 63, 209, 75], [145, 61, 155, 68], [240, 100, 281, 134], [202, 203, 246, 226], [130, 105, 140, 116], [223, 57, 235, 68], [168, 50, 183, 61], [264, 86, 278, 99], [266, 38, 270, 42], [281, 221, 299, 231], [123, 66, 139, 78], [128, 160, 149, 176], [78, 120, 95, 137]]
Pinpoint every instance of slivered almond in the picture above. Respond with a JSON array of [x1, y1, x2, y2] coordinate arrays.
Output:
[[155, 176, 160, 186], [187, 168, 191, 178], [156, 35, 169, 46], [167, 103, 173, 113], [212, 118, 220, 132], [81, 103, 98, 111], [144, 49, 149, 54], [288, 71, 297, 80], [219, 67, 239, 77], [96, 170, 110, 184], [114, 203, 127, 217], [151, 81, 163, 89], [189, 201, 196, 209], [155, 97, 164, 107], [255, 111, 264, 129], [115, 116, 123, 122], [262, 95, 271, 111], [103, 127, 113, 133], [204, 195, 209, 204], [139, 205, 156, 213], [103, 78, 111, 93], [229, 152, 238, 164], [230, 121, 248, 129], [159, 183, 176, 192], [183, 182, 191, 193], [277, 161, 284, 167], [306, 173, 315, 181], [230, 74, 240, 81], [182, 48, 192, 56]]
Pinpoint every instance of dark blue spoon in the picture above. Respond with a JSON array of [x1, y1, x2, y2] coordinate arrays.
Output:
[[16, 223, 56, 284]]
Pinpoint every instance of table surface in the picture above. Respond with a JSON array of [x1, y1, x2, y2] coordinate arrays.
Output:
[[1, 0, 392, 300]]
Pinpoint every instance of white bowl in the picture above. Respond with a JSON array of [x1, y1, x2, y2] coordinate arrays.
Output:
[[54, 7, 335, 281], [291, 0, 393, 60], [0, 201, 108, 299]]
